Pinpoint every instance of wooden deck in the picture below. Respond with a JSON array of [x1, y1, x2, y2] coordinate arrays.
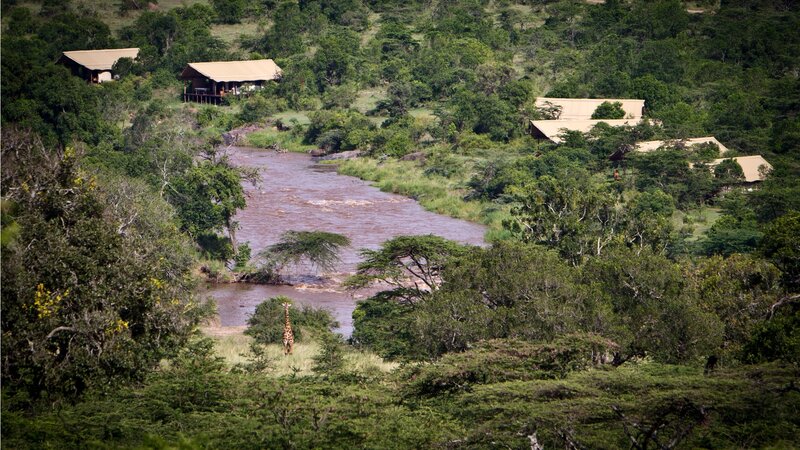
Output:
[[183, 92, 225, 104]]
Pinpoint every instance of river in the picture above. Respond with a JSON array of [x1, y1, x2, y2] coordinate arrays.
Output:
[[204, 148, 487, 336]]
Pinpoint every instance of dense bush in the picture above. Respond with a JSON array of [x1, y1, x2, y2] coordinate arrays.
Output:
[[245, 296, 338, 344]]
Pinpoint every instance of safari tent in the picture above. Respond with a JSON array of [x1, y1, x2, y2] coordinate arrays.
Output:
[[709, 155, 772, 183], [607, 136, 732, 160], [529, 118, 641, 143], [57, 48, 139, 83], [535, 97, 646, 120], [180, 59, 282, 104]]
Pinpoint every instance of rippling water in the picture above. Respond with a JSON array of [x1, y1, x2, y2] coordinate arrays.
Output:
[[204, 148, 486, 336]]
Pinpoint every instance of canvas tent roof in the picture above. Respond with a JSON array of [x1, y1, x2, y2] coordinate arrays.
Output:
[[635, 137, 730, 154], [59, 48, 139, 71], [530, 118, 641, 143], [181, 59, 282, 83], [535, 97, 645, 120], [709, 155, 772, 183]]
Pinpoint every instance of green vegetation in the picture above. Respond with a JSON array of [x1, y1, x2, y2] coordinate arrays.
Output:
[[245, 128, 316, 152], [2, 0, 799, 447], [245, 296, 339, 345], [591, 101, 627, 119], [246, 230, 351, 282]]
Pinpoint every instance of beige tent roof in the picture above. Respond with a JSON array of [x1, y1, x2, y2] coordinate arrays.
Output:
[[709, 155, 772, 183], [635, 137, 730, 155], [60, 48, 139, 71], [535, 97, 645, 120], [530, 118, 642, 143], [181, 59, 282, 83]]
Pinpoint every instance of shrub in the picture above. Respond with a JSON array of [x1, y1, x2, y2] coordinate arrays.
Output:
[[351, 292, 416, 359], [591, 101, 626, 119], [403, 335, 619, 397], [312, 333, 347, 374], [238, 95, 276, 123], [245, 296, 338, 344]]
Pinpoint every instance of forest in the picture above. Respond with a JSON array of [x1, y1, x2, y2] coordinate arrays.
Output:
[[1, 0, 799, 448]]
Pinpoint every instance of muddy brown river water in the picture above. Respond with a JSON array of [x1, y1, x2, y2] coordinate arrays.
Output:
[[205, 148, 487, 336]]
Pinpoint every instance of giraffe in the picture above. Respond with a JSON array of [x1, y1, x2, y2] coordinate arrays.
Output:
[[282, 302, 294, 355]]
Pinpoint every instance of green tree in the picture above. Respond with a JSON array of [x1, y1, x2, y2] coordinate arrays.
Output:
[[211, 0, 245, 24], [630, 148, 714, 206], [624, 189, 675, 254], [252, 1, 307, 57], [585, 247, 724, 363], [699, 192, 762, 257], [312, 333, 347, 374], [760, 211, 800, 289], [690, 254, 783, 361], [350, 291, 416, 359], [591, 101, 626, 119], [1, 130, 204, 400], [346, 235, 468, 304], [412, 242, 609, 358], [505, 170, 625, 264], [313, 27, 361, 88], [168, 149, 251, 254], [6, 7, 38, 35], [258, 230, 351, 276], [300, 0, 369, 29]]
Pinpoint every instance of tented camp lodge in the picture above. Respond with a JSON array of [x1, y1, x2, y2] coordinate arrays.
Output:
[[180, 59, 282, 104], [630, 138, 772, 183], [530, 97, 645, 143], [608, 136, 731, 160], [57, 48, 139, 83], [708, 155, 772, 183], [534, 97, 645, 120], [529, 119, 641, 143], [633, 137, 731, 154]]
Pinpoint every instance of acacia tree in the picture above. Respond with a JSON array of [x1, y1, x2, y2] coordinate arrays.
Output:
[[346, 235, 468, 305], [257, 230, 351, 279], [1, 129, 205, 400]]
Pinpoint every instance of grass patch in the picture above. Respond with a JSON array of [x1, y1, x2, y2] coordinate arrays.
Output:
[[273, 111, 313, 126], [210, 20, 263, 49], [353, 87, 388, 114], [206, 329, 398, 376], [246, 129, 315, 153], [675, 206, 722, 241], [408, 108, 437, 120], [360, 12, 382, 46]]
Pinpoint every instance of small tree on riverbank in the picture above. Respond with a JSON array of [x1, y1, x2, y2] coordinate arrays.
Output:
[[253, 230, 351, 282]]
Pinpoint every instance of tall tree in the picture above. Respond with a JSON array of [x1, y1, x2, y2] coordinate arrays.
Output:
[[1, 129, 204, 400]]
